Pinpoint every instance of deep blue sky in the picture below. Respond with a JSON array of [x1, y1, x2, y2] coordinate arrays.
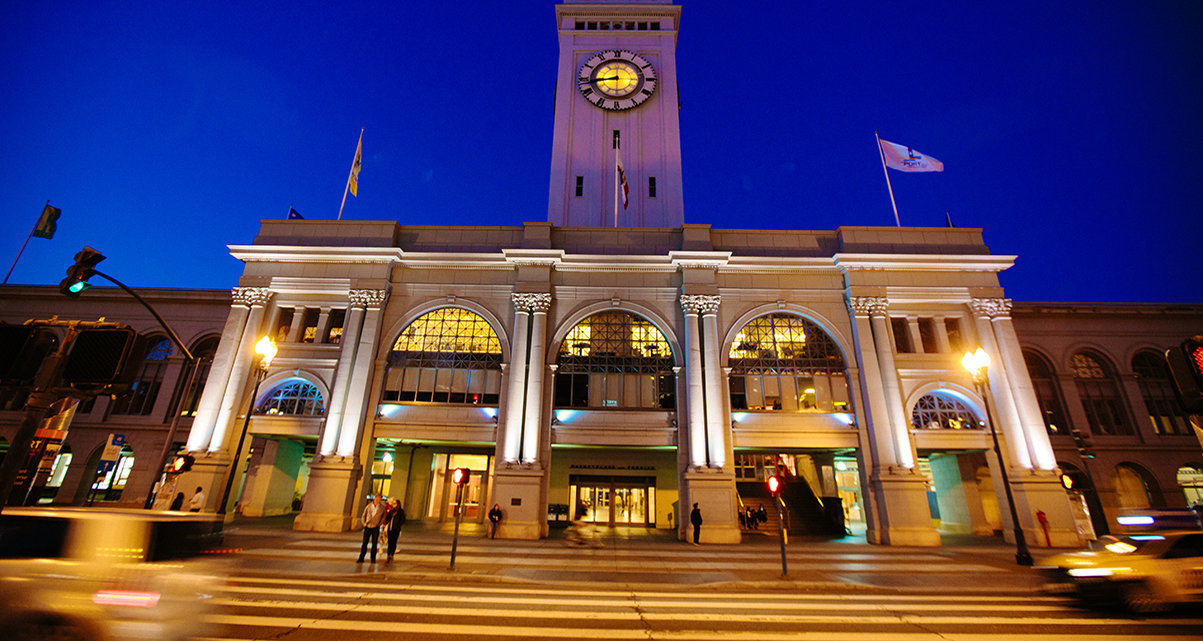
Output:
[[2, 1, 1200, 303]]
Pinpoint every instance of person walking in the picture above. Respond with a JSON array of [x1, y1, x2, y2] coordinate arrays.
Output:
[[188, 486, 206, 512], [169, 492, 185, 511], [357, 495, 387, 563], [384, 498, 406, 562], [689, 502, 703, 544], [488, 503, 502, 539]]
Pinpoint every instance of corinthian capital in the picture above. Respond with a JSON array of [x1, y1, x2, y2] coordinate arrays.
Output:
[[680, 294, 720, 315], [231, 287, 273, 307], [847, 296, 888, 317], [350, 289, 388, 309], [512, 292, 552, 313], [969, 297, 1013, 319]]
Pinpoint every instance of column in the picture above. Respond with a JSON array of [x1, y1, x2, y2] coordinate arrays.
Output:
[[207, 288, 274, 452], [500, 294, 531, 464], [679, 295, 708, 469], [335, 289, 388, 456], [185, 288, 261, 451], [697, 295, 728, 469], [286, 306, 305, 343], [866, 303, 915, 469], [934, 317, 952, 354], [315, 307, 332, 343], [968, 298, 1032, 469], [318, 299, 367, 456], [986, 301, 1058, 470], [519, 293, 552, 465], [847, 297, 905, 469]]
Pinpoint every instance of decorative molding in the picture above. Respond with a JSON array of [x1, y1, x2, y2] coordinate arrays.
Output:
[[847, 296, 888, 317], [513, 292, 552, 313], [680, 294, 720, 315], [969, 297, 1013, 319], [350, 289, 388, 309], [232, 287, 273, 307]]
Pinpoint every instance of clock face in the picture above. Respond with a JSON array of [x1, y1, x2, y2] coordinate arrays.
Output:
[[578, 50, 657, 111]]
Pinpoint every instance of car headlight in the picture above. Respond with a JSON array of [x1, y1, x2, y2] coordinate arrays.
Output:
[[1068, 567, 1130, 578]]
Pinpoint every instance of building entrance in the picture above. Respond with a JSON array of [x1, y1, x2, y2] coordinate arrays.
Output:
[[569, 475, 655, 526]]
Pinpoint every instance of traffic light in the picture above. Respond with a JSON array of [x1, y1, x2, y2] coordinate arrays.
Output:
[[1069, 427, 1095, 459], [58, 246, 105, 297], [169, 454, 195, 473], [0, 325, 55, 385], [1166, 338, 1203, 413], [60, 327, 147, 386], [766, 475, 784, 495], [451, 467, 471, 485]]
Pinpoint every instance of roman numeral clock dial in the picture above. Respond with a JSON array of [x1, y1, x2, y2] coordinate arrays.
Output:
[[578, 50, 657, 111]]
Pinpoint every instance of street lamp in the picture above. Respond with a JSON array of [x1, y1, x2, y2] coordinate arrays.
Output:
[[217, 336, 277, 515], [962, 347, 1033, 566]]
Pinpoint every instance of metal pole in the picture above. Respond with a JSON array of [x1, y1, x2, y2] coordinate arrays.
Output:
[[217, 364, 263, 515], [145, 356, 199, 509], [449, 483, 465, 569], [978, 377, 1034, 566], [773, 494, 789, 577]]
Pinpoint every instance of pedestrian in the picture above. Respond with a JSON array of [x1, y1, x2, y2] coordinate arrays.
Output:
[[488, 503, 502, 539], [188, 486, 206, 512], [384, 498, 406, 562], [170, 492, 185, 511], [690, 502, 702, 544], [357, 494, 387, 563], [757, 505, 767, 526]]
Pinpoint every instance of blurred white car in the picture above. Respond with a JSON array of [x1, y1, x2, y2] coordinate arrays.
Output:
[[0, 507, 228, 641], [1037, 530, 1203, 613]]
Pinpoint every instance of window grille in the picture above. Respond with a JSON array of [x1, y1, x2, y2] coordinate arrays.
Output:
[[1132, 351, 1192, 435], [257, 379, 325, 416], [911, 392, 983, 430], [728, 313, 849, 412], [554, 311, 675, 409], [1072, 352, 1132, 435], [382, 308, 503, 405]]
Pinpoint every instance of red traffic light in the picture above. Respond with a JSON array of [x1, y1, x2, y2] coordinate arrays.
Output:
[[766, 475, 784, 495], [170, 454, 195, 473], [451, 467, 471, 486]]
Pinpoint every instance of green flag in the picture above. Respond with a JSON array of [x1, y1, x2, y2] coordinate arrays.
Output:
[[33, 204, 60, 239]]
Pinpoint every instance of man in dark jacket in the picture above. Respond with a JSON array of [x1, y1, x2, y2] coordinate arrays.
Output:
[[689, 503, 703, 544], [385, 498, 406, 562]]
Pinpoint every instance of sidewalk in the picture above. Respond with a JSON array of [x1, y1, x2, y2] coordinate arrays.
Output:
[[219, 514, 1052, 593]]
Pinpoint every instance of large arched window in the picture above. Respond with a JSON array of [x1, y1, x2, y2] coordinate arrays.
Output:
[[1113, 463, 1155, 509], [728, 313, 849, 411], [167, 336, 221, 419], [911, 392, 984, 430], [381, 308, 503, 405], [109, 337, 172, 416], [256, 379, 325, 416], [554, 311, 675, 409], [1023, 350, 1070, 435], [1132, 351, 1192, 436], [1071, 351, 1132, 435]]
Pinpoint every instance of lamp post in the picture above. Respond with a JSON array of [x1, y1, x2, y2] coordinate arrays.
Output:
[[217, 336, 277, 516], [962, 347, 1034, 567]]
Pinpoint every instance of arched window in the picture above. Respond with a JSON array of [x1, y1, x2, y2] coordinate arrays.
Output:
[[1132, 351, 1192, 436], [256, 379, 325, 416], [1023, 350, 1070, 435], [554, 311, 675, 409], [381, 308, 503, 405], [911, 392, 984, 430], [109, 337, 172, 416], [728, 313, 849, 411], [1113, 463, 1154, 509], [1071, 351, 1132, 435], [167, 336, 221, 419]]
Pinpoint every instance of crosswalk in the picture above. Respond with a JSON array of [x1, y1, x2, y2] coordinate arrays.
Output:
[[196, 573, 1203, 641]]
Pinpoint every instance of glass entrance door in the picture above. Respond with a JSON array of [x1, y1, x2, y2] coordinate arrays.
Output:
[[569, 475, 655, 526]]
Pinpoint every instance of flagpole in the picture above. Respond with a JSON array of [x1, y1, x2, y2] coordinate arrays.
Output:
[[875, 131, 901, 227], [3, 200, 47, 285], [613, 134, 619, 228], [337, 127, 364, 221]]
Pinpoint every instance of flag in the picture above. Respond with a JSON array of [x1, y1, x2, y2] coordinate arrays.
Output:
[[33, 203, 60, 239], [348, 132, 362, 197], [879, 139, 944, 172], [616, 148, 629, 210], [287, 207, 304, 220]]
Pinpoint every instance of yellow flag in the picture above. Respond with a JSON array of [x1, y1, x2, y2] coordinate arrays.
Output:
[[348, 132, 362, 197]]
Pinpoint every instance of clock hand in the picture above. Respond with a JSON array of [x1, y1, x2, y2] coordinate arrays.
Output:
[[593, 75, 622, 82]]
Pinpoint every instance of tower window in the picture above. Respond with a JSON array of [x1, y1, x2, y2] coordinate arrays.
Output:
[[575, 176, 584, 197], [575, 21, 584, 30], [648, 177, 657, 197], [891, 317, 913, 353]]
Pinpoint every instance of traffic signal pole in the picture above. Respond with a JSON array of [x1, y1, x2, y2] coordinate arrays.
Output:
[[0, 332, 72, 514], [449, 483, 465, 569]]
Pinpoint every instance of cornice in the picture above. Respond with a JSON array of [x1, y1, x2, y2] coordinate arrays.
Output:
[[229, 245, 402, 264], [834, 253, 1016, 273]]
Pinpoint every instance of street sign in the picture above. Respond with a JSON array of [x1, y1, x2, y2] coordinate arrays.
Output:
[[99, 433, 125, 463]]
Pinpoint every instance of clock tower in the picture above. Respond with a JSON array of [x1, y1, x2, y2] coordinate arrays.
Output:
[[548, 0, 684, 228]]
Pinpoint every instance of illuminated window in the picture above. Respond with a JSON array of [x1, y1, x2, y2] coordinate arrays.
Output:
[[1072, 351, 1132, 435], [1023, 349, 1070, 434], [911, 392, 983, 430], [257, 379, 325, 416], [326, 308, 346, 344], [92, 444, 134, 501], [728, 313, 849, 412], [109, 338, 171, 417], [381, 308, 503, 405], [1132, 351, 1192, 436], [554, 311, 675, 409]]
